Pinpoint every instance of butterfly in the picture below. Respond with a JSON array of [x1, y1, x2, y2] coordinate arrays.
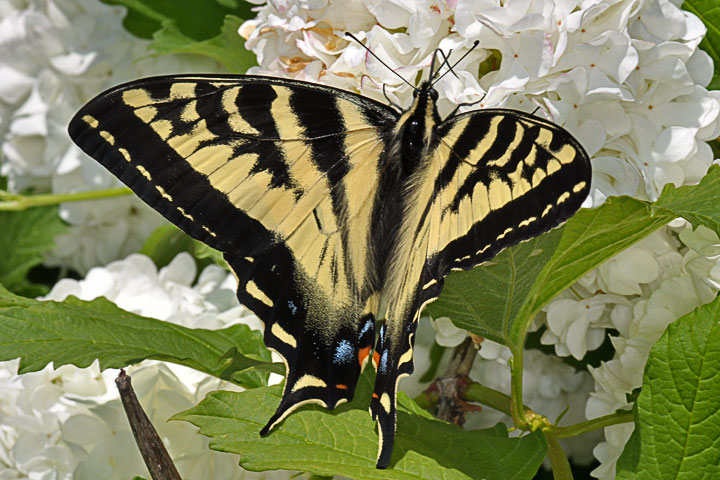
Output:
[[68, 42, 591, 468]]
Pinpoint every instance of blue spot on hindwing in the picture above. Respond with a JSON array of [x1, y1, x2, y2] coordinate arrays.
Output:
[[359, 318, 373, 338], [379, 350, 389, 374], [287, 300, 297, 315], [333, 340, 354, 364]]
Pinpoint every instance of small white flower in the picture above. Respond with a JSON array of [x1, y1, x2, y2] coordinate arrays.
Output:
[[62, 403, 146, 479], [590, 423, 635, 480], [680, 225, 720, 289], [431, 316, 468, 347], [542, 295, 626, 360], [477, 338, 509, 361]]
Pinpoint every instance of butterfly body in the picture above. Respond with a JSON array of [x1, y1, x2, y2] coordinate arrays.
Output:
[[69, 72, 591, 469]]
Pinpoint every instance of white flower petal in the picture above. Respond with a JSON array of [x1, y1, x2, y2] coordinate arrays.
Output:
[[0, 65, 34, 103]]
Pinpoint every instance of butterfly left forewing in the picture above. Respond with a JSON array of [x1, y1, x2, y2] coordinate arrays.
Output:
[[69, 74, 399, 438]]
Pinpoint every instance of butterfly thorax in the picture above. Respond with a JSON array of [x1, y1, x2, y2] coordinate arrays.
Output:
[[393, 81, 442, 175]]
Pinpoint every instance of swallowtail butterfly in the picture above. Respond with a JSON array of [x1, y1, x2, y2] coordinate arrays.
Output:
[[69, 42, 591, 468]]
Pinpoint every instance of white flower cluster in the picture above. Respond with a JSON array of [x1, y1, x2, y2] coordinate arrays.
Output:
[[0, 252, 287, 479], [0, 0, 218, 274], [240, 0, 719, 476], [577, 223, 720, 478]]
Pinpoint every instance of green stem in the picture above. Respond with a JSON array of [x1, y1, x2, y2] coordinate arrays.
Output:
[[543, 430, 573, 480], [413, 390, 437, 410], [463, 380, 633, 436], [509, 344, 526, 426], [0, 188, 132, 211], [462, 382, 514, 417], [554, 411, 634, 438]]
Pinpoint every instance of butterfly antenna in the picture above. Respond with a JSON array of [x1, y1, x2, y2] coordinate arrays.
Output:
[[345, 32, 416, 90], [382, 84, 403, 111], [446, 93, 486, 118], [431, 40, 480, 87], [432, 49, 460, 80]]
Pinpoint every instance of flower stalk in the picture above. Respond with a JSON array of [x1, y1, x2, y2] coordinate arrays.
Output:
[[0, 188, 132, 211]]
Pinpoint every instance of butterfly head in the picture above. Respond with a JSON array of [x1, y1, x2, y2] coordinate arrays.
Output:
[[393, 81, 442, 173], [413, 81, 439, 101]]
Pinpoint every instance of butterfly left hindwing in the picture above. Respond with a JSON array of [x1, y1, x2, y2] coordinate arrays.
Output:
[[69, 72, 591, 469]]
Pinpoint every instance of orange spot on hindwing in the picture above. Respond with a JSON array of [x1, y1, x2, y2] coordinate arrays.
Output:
[[358, 346, 371, 366]]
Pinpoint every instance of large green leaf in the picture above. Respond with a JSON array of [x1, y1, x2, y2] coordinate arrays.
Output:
[[427, 229, 562, 346], [99, 0, 253, 39], [0, 286, 279, 388], [616, 293, 720, 479], [428, 166, 720, 350], [427, 196, 668, 347], [99, 0, 256, 72], [150, 15, 257, 73], [0, 207, 67, 297], [176, 370, 547, 479], [683, 0, 720, 90]]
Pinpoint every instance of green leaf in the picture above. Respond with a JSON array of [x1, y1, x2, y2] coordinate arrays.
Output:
[[0, 286, 276, 389], [193, 240, 229, 270], [150, 15, 257, 73], [616, 293, 720, 479], [427, 229, 560, 345], [683, 0, 720, 90], [428, 196, 668, 348], [98, 0, 257, 72], [428, 166, 720, 351], [176, 370, 547, 479], [0, 207, 66, 296], [139, 224, 197, 269], [99, 0, 253, 40], [653, 165, 720, 234]]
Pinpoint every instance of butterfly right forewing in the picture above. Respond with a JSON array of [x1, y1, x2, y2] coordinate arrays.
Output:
[[369, 106, 592, 468]]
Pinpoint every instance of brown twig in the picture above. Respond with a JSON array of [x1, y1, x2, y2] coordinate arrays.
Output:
[[115, 370, 182, 480], [434, 337, 481, 424]]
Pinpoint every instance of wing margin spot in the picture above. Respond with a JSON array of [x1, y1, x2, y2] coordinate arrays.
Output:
[[247, 280, 275, 308], [271, 322, 296, 347], [291, 374, 327, 392]]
